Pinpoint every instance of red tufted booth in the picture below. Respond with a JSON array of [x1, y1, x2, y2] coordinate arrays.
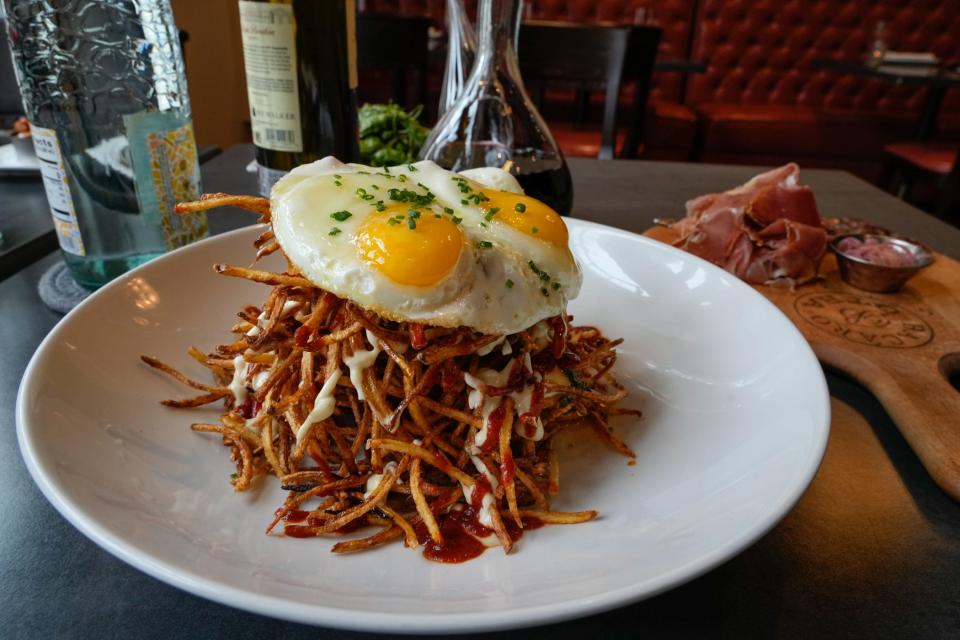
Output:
[[362, 0, 960, 181], [686, 0, 960, 180]]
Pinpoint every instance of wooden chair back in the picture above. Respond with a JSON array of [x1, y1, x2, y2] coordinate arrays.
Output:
[[518, 21, 661, 159]]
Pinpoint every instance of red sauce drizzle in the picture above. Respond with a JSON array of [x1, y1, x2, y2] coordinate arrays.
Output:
[[521, 514, 544, 531], [420, 509, 547, 563], [520, 382, 545, 424], [236, 397, 262, 420], [478, 405, 505, 452], [431, 452, 454, 475], [409, 323, 428, 350], [440, 359, 461, 392], [547, 315, 567, 359], [468, 476, 493, 511], [422, 508, 487, 563], [279, 508, 309, 523]]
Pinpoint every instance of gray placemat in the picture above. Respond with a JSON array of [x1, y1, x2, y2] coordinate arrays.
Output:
[[38, 261, 90, 314]]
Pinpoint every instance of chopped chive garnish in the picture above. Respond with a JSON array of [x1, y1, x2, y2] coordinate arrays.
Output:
[[563, 368, 590, 390], [484, 207, 500, 221], [540, 287, 549, 296], [333, 174, 342, 180], [505, 279, 514, 288], [387, 188, 434, 207], [552, 281, 561, 290], [451, 215, 462, 225], [443, 206, 454, 214], [515, 202, 526, 212], [334, 180, 342, 187], [477, 240, 493, 249], [375, 200, 386, 212], [407, 164, 418, 172], [371, 184, 380, 190], [461, 199, 469, 206], [407, 217, 417, 230], [330, 210, 352, 221], [329, 227, 342, 236], [387, 217, 401, 225], [397, 174, 408, 182], [531, 226, 539, 234]]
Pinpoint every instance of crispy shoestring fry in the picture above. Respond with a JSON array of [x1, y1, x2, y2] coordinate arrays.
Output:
[[144, 194, 641, 561]]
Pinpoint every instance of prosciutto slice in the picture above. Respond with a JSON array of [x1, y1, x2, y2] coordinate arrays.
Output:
[[671, 163, 827, 285]]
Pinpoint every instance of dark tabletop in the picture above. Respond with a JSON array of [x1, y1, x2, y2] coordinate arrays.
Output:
[[3, 145, 960, 639]]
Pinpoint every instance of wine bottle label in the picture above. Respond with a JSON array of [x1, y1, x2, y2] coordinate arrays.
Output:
[[238, 1, 303, 153], [124, 110, 207, 250], [30, 124, 86, 256]]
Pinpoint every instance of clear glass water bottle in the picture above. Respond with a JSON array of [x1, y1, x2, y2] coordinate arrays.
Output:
[[2, 0, 207, 289], [437, 0, 476, 118], [420, 0, 573, 215]]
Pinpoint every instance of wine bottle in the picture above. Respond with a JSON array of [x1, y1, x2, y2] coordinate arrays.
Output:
[[238, 0, 360, 196]]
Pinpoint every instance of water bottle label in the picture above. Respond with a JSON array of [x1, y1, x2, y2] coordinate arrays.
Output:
[[124, 111, 207, 250], [238, 1, 304, 153], [30, 125, 86, 256]]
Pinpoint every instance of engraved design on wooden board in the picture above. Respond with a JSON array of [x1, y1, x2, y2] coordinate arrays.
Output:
[[794, 292, 934, 349]]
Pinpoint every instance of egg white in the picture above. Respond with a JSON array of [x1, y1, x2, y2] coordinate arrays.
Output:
[[270, 157, 582, 335]]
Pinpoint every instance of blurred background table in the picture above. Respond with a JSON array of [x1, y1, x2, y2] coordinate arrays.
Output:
[[813, 59, 960, 141], [2, 145, 959, 639]]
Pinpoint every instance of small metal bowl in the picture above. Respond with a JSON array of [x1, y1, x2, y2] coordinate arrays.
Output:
[[831, 233, 933, 293]]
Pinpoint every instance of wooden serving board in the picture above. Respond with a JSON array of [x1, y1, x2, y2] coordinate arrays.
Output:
[[646, 226, 960, 501]]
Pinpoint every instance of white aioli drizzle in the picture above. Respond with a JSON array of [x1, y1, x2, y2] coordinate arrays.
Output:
[[247, 300, 301, 337], [296, 369, 342, 444], [229, 355, 248, 405], [476, 336, 505, 356], [464, 358, 545, 447], [364, 461, 398, 499], [462, 450, 500, 528], [343, 330, 383, 402]]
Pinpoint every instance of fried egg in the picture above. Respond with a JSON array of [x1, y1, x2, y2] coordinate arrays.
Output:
[[270, 157, 582, 335]]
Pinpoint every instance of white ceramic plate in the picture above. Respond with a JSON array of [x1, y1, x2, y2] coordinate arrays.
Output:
[[17, 219, 829, 634]]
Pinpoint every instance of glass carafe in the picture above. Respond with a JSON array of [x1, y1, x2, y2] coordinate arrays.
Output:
[[420, 0, 573, 215], [438, 0, 476, 118]]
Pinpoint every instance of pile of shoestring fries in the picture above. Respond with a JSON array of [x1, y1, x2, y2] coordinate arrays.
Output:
[[142, 194, 640, 556]]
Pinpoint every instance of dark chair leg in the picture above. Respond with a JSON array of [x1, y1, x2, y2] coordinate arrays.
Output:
[[575, 89, 589, 124], [934, 165, 960, 219], [878, 155, 899, 193]]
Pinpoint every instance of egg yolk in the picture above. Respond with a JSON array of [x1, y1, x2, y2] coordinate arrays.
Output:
[[480, 192, 568, 247], [355, 205, 464, 287]]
